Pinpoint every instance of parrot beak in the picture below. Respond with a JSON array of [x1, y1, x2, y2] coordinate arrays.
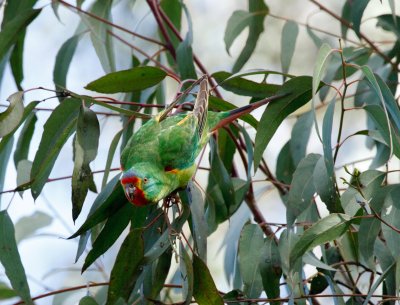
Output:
[[124, 183, 136, 202]]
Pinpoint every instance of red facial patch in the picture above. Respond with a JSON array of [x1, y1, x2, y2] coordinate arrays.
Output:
[[121, 176, 139, 185], [131, 188, 148, 206]]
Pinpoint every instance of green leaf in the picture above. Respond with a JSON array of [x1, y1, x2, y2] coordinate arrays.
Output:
[[358, 217, 380, 270], [239, 223, 264, 298], [316, 98, 341, 213], [87, 0, 115, 73], [208, 95, 258, 129], [69, 174, 127, 240], [106, 228, 144, 305], [0, 211, 33, 305], [186, 181, 207, 260], [225, 10, 262, 54], [350, 0, 369, 36], [176, 4, 196, 80], [0, 91, 24, 138], [79, 296, 99, 305], [231, 0, 269, 72], [312, 43, 335, 142], [0, 282, 17, 300], [13, 112, 37, 167], [376, 14, 400, 39], [382, 186, 400, 258], [72, 106, 100, 221], [0, 9, 41, 62], [85, 66, 167, 94], [180, 242, 194, 305], [208, 137, 236, 214], [31, 99, 81, 199], [10, 33, 25, 90], [212, 71, 280, 98], [276, 141, 295, 186], [82, 203, 134, 273], [0, 136, 14, 208], [254, 76, 316, 169], [364, 105, 400, 159], [281, 21, 299, 76], [259, 237, 281, 305], [193, 254, 224, 305], [14, 211, 52, 243], [286, 153, 320, 225], [290, 111, 313, 166], [102, 130, 122, 189], [53, 33, 82, 90], [289, 213, 352, 269]]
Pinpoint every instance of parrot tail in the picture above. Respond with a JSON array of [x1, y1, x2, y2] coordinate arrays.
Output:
[[193, 76, 209, 137], [210, 92, 289, 131]]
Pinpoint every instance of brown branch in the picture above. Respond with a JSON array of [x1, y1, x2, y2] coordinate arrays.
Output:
[[12, 282, 109, 305], [56, 0, 166, 47]]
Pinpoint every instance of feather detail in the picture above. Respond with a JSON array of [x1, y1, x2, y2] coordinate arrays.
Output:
[[193, 76, 209, 137]]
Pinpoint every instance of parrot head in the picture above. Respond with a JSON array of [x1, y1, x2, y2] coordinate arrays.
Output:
[[120, 163, 171, 206]]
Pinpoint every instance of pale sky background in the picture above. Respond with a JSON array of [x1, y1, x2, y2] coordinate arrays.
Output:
[[0, 1, 398, 304]]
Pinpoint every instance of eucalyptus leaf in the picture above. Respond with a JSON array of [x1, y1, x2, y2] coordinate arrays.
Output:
[[85, 66, 167, 94], [0, 211, 33, 305], [0, 91, 24, 138], [281, 21, 298, 76]]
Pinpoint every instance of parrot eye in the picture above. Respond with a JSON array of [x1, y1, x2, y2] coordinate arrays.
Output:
[[143, 177, 148, 183]]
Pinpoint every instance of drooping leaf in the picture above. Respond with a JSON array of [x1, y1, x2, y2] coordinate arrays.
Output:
[[87, 0, 115, 73], [0, 136, 14, 208], [13, 112, 37, 167], [176, 3, 197, 80], [72, 106, 100, 221], [316, 98, 341, 213], [53, 33, 83, 91], [0, 211, 33, 305], [382, 186, 400, 258], [358, 217, 380, 270], [106, 228, 144, 305], [0, 91, 24, 138], [286, 154, 320, 225], [192, 254, 224, 305], [10, 33, 25, 90], [14, 211, 52, 243], [238, 223, 264, 298], [376, 14, 400, 39], [85, 66, 167, 94], [101, 130, 122, 189], [69, 174, 127, 240], [180, 242, 194, 305], [259, 237, 281, 305], [254, 76, 317, 169], [230, 0, 269, 72], [276, 141, 295, 186], [350, 0, 370, 36], [312, 43, 335, 142], [186, 181, 207, 261], [289, 213, 352, 269], [160, 0, 182, 65], [0, 9, 41, 62], [212, 71, 280, 98], [290, 111, 313, 166], [82, 203, 134, 273], [281, 20, 299, 76], [31, 99, 81, 199]]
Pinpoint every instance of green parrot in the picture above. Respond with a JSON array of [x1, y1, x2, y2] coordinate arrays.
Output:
[[120, 76, 284, 206]]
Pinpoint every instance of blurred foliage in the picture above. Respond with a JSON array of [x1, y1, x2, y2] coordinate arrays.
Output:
[[0, 0, 400, 304]]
